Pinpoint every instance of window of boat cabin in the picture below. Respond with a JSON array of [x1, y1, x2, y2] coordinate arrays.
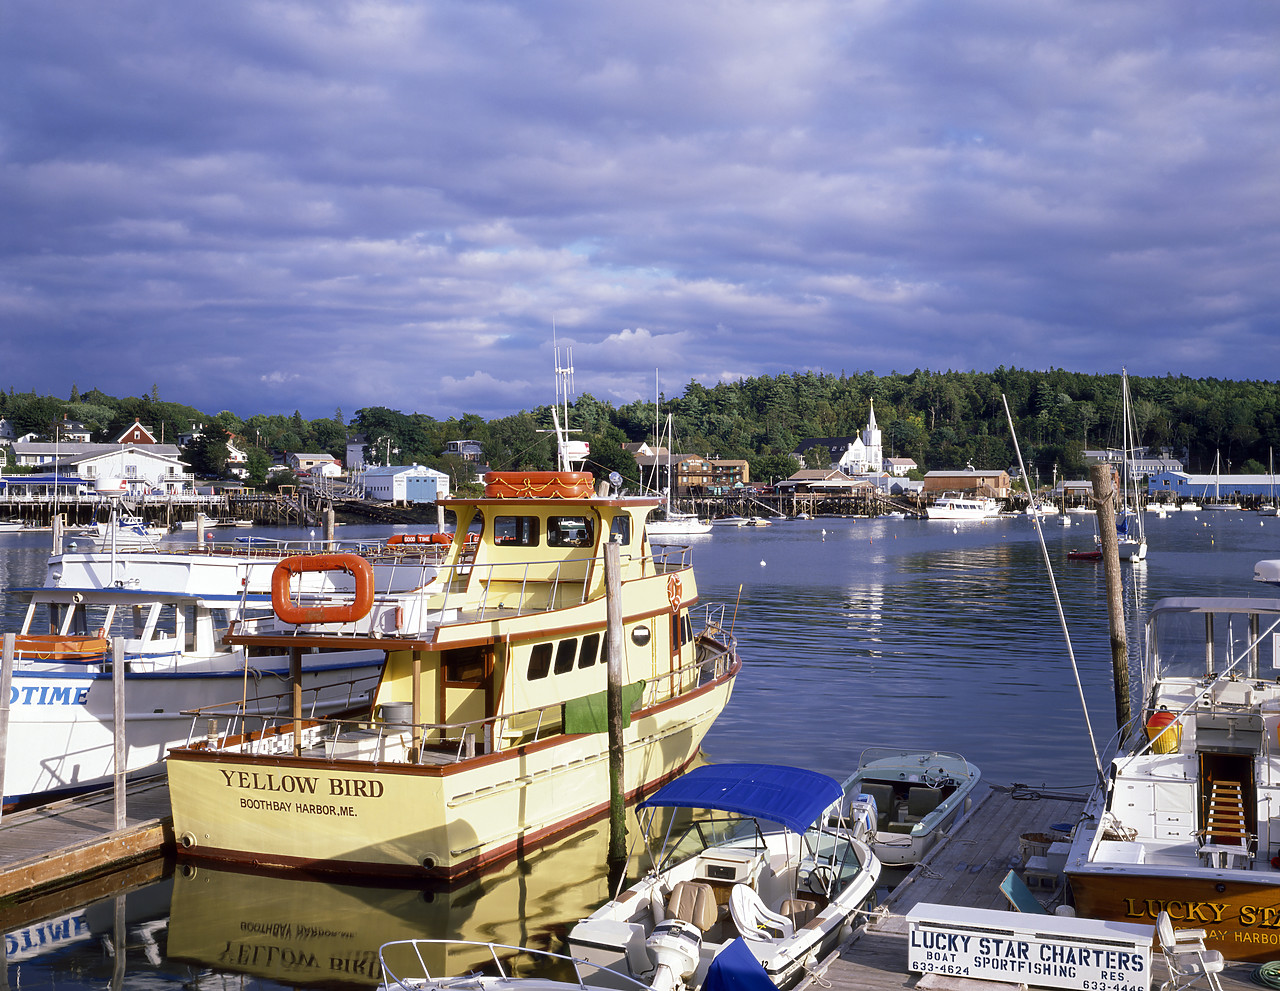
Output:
[[609, 515, 631, 545], [528, 643, 553, 680], [553, 639, 577, 674], [493, 515, 539, 546], [671, 611, 693, 652], [443, 645, 486, 684], [547, 516, 594, 548], [578, 633, 600, 668]]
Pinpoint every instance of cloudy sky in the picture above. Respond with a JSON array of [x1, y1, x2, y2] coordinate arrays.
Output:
[[3, 2, 1278, 420]]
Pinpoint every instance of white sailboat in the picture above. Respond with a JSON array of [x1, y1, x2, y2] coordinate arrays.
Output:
[[646, 413, 712, 537], [1114, 369, 1147, 561], [1202, 451, 1241, 510], [1260, 449, 1277, 516]]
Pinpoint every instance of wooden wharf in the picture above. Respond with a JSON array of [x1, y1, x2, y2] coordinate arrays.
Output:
[[0, 779, 172, 905], [806, 785, 1261, 991]]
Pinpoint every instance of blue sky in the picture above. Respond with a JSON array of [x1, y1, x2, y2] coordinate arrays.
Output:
[[3, 1, 1278, 420]]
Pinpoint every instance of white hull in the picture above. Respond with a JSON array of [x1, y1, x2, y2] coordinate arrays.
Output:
[[647, 516, 713, 536], [3, 652, 382, 806], [926, 501, 1000, 520]]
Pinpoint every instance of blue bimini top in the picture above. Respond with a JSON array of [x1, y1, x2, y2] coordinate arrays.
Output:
[[637, 763, 842, 835]]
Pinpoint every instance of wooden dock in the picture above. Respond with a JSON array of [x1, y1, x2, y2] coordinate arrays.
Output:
[[806, 785, 1262, 991], [0, 779, 172, 905]]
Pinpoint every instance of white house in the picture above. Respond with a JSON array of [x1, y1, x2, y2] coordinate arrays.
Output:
[[21, 444, 193, 494], [360, 464, 450, 505], [226, 439, 249, 479], [307, 461, 343, 479]]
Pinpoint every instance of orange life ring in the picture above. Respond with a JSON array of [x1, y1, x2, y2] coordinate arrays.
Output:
[[430, 532, 453, 544], [483, 471, 594, 500], [271, 554, 374, 625], [667, 574, 683, 613]]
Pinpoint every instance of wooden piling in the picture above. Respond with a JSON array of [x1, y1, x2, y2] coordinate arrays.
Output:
[[603, 540, 627, 878], [1090, 464, 1131, 738]]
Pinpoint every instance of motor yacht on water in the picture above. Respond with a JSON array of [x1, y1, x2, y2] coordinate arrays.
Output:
[[839, 748, 982, 867], [570, 763, 880, 991], [165, 462, 741, 882], [1, 534, 448, 808], [1064, 596, 1280, 961], [925, 493, 1001, 520]]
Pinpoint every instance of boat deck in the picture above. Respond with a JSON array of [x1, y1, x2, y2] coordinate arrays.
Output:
[[807, 785, 1263, 991]]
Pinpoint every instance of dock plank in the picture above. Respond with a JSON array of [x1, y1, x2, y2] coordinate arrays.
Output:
[[807, 785, 1262, 991], [0, 779, 172, 902]]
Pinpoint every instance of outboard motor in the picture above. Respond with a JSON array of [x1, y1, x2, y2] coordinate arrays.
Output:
[[645, 918, 703, 991], [847, 793, 877, 840]]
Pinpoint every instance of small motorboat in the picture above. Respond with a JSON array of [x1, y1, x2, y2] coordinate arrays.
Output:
[[840, 748, 982, 867], [571, 763, 881, 991], [1068, 548, 1102, 561]]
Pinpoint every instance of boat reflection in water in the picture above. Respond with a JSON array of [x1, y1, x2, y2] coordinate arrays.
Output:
[[166, 815, 635, 987]]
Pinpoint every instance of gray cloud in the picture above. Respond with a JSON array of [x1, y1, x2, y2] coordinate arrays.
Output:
[[3, 0, 1278, 419]]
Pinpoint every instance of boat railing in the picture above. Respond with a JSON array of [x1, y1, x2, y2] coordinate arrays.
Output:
[[182, 624, 737, 760], [182, 669, 381, 749], [379, 938, 653, 991]]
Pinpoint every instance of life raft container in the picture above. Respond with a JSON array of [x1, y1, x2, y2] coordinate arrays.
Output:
[[483, 471, 594, 500], [12, 634, 111, 662], [271, 553, 374, 625], [387, 533, 453, 545]]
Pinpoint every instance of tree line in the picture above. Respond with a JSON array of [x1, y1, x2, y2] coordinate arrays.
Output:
[[3, 368, 1279, 489]]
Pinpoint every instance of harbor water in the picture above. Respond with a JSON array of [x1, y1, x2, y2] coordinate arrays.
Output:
[[3, 509, 1279, 989]]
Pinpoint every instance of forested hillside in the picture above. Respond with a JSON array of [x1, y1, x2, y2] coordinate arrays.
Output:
[[3, 368, 1278, 488]]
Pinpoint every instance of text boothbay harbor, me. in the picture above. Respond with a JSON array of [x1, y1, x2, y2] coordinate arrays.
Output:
[[218, 769, 385, 798]]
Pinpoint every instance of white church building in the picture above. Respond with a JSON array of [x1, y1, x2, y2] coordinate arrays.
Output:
[[835, 401, 884, 475]]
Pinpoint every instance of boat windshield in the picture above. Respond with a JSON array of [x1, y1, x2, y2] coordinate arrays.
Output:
[[655, 812, 767, 872], [1149, 604, 1280, 682]]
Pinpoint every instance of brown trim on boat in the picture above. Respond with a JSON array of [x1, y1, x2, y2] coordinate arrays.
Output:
[[174, 750, 700, 884]]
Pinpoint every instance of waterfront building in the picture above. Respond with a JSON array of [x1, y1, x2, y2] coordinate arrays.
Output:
[[358, 464, 450, 505]]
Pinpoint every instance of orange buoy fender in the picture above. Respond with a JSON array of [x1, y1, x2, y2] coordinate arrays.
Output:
[[271, 553, 374, 625], [483, 471, 595, 500]]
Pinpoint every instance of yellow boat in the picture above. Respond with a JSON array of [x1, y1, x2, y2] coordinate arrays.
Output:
[[166, 466, 740, 883]]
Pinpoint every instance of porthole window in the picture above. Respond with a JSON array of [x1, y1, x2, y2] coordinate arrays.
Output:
[[631, 625, 651, 647]]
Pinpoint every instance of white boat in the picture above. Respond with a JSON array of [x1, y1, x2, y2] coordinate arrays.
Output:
[[381, 941, 654, 991], [925, 493, 1000, 520], [176, 512, 219, 531], [1113, 369, 1147, 562], [1063, 596, 1280, 962], [1259, 449, 1278, 516], [839, 748, 982, 867], [1201, 451, 1242, 510], [646, 416, 712, 537], [570, 763, 881, 991], [1024, 502, 1060, 517], [166, 366, 741, 883], [3, 576, 390, 809], [75, 515, 170, 548], [0, 520, 27, 533], [711, 516, 750, 527], [1180, 500, 1201, 511]]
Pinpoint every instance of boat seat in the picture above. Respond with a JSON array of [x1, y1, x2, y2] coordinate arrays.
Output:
[[729, 883, 794, 940], [859, 782, 896, 832], [781, 898, 818, 930], [903, 786, 944, 823], [666, 880, 717, 932]]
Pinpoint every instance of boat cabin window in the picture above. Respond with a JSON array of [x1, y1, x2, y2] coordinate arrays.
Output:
[[672, 612, 693, 651], [547, 516, 594, 548], [444, 646, 486, 684], [553, 639, 577, 675], [1151, 608, 1280, 681], [528, 643, 553, 680], [528, 635, 600, 679], [494, 515, 539, 547], [609, 516, 631, 545]]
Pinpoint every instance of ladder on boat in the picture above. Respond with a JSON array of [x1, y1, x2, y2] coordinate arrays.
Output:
[[1205, 780, 1248, 846]]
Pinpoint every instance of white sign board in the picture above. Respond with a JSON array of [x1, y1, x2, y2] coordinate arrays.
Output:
[[907, 903, 1154, 991]]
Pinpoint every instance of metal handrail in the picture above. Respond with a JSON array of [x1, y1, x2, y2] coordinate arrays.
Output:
[[181, 621, 737, 761]]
